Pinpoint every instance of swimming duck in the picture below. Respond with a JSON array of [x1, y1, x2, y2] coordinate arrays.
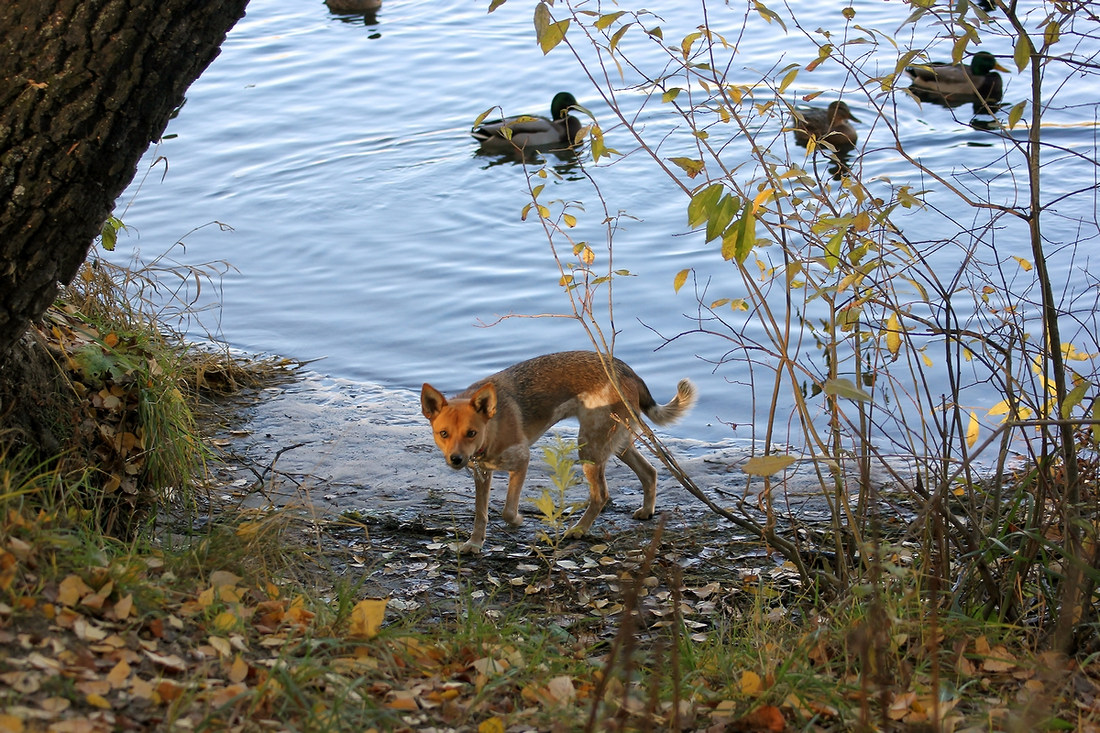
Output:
[[904, 51, 1008, 110], [791, 101, 861, 152], [472, 92, 584, 152]]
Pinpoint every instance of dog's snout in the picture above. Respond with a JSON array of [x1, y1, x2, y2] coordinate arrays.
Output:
[[448, 454, 466, 469]]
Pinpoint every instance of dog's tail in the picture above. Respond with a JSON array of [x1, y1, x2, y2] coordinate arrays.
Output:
[[644, 378, 697, 425]]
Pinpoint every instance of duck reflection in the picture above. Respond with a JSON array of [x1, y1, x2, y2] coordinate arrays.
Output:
[[790, 101, 861, 180]]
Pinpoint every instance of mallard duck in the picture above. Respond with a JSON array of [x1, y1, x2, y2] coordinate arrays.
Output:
[[904, 51, 1008, 109], [324, 0, 380, 14], [791, 101, 861, 152], [472, 92, 583, 152]]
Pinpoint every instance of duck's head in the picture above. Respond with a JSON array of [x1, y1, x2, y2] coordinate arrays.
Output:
[[970, 51, 1009, 76], [550, 92, 581, 121], [828, 101, 861, 124]]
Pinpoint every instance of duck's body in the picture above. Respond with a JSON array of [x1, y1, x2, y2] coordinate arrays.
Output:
[[791, 101, 861, 152], [905, 51, 1006, 109], [472, 92, 583, 152]]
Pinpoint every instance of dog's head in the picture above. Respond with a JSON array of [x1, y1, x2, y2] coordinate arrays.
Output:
[[420, 382, 496, 470]]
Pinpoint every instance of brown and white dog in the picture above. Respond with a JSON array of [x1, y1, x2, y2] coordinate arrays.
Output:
[[420, 351, 696, 553]]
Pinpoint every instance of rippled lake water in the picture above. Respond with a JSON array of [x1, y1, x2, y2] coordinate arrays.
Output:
[[111, 0, 1098, 449]]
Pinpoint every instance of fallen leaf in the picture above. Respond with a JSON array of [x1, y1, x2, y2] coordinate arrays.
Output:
[[740, 669, 763, 695], [80, 580, 113, 610], [726, 704, 786, 732], [106, 659, 131, 689], [546, 675, 576, 703], [348, 598, 388, 639], [228, 654, 249, 684], [58, 575, 93, 606], [145, 650, 187, 673], [85, 693, 111, 710], [210, 570, 242, 587], [478, 717, 505, 733], [982, 645, 1017, 673], [110, 594, 133, 620]]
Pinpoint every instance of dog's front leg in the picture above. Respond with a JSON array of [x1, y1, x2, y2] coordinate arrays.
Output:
[[460, 468, 492, 554], [501, 456, 528, 528]]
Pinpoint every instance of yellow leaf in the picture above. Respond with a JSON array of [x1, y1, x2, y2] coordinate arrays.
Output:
[[673, 269, 690, 293], [966, 411, 979, 449], [885, 313, 902, 358], [1014, 34, 1031, 71], [0, 713, 25, 733], [742, 454, 797, 476], [86, 692, 111, 709], [740, 669, 763, 695], [213, 610, 237, 632], [228, 654, 249, 684], [479, 717, 506, 733], [1013, 256, 1033, 272], [349, 598, 389, 639], [106, 660, 131, 689], [198, 586, 216, 608]]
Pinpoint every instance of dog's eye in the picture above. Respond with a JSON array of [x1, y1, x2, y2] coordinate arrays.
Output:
[[438, 430, 449, 439], [465, 429, 477, 438]]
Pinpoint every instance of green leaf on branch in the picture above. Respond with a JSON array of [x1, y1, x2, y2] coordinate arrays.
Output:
[[594, 11, 625, 30], [1014, 34, 1032, 71], [823, 378, 873, 403], [688, 183, 724, 228], [534, 3, 570, 54], [752, 1, 786, 30], [671, 157, 706, 179], [706, 194, 737, 243], [777, 64, 800, 93], [100, 216, 124, 252], [1043, 20, 1060, 48]]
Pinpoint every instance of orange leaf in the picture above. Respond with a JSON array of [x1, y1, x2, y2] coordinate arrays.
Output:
[[732, 705, 786, 732]]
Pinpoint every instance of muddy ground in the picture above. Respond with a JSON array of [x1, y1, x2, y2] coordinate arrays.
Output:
[[194, 371, 916, 633]]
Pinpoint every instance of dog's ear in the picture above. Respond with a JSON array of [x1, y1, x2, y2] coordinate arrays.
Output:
[[421, 383, 447, 420], [470, 383, 497, 418]]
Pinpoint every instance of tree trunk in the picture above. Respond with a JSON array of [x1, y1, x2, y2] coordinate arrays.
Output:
[[0, 0, 249, 366]]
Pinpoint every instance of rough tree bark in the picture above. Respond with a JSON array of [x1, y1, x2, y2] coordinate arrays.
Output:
[[0, 0, 249, 368]]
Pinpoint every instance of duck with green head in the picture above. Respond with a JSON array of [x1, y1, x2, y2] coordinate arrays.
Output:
[[472, 92, 584, 153], [905, 51, 1008, 111], [791, 100, 861, 153]]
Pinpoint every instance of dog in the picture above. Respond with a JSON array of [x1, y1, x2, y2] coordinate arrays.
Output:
[[420, 351, 696, 553]]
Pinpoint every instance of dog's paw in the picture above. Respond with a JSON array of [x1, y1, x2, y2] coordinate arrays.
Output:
[[563, 524, 587, 539], [632, 507, 655, 521], [458, 540, 484, 555], [502, 510, 524, 527]]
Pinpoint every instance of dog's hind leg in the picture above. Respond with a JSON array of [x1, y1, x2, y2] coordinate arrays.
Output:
[[565, 459, 612, 538], [618, 443, 658, 520]]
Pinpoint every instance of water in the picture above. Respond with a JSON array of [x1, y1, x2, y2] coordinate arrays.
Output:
[[111, 0, 1099, 451]]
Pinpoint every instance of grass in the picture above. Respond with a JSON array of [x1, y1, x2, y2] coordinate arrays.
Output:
[[2, 471, 1098, 731]]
